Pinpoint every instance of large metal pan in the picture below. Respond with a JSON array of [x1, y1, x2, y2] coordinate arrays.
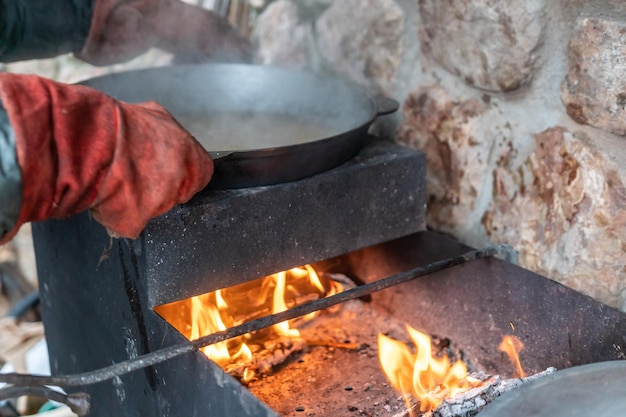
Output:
[[479, 361, 626, 417], [80, 64, 398, 189]]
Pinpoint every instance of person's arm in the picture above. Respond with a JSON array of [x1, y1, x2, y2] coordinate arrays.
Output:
[[0, 73, 214, 245], [0, 0, 94, 62], [0, 101, 21, 240]]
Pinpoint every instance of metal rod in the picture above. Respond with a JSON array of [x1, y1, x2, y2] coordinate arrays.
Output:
[[0, 386, 90, 416], [0, 244, 509, 390], [190, 244, 510, 346]]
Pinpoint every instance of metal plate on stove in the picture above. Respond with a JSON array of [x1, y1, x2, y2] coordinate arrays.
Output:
[[480, 360, 626, 417]]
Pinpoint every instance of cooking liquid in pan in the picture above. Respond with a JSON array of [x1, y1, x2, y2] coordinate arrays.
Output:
[[177, 112, 341, 152]]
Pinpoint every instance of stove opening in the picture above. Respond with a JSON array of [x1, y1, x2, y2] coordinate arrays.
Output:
[[153, 253, 539, 417], [154, 265, 344, 383]]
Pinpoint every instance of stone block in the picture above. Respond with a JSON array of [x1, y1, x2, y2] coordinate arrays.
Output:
[[562, 16, 626, 136], [316, 0, 404, 94], [484, 127, 626, 311], [396, 85, 507, 241], [251, 0, 317, 70], [419, 0, 545, 92]]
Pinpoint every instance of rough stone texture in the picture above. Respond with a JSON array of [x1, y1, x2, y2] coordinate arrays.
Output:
[[396, 85, 509, 243], [316, 0, 404, 94], [397, 84, 626, 311], [483, 127, 626, 311], [244, 0, 405, 93], [419, 0, 545, 92], [562, 16, 626, 136], [251, 0, 317, 70]]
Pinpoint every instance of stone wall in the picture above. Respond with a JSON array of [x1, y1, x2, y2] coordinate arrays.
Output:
[[2, 0, 625, 312], [253, 0, 626, 312]]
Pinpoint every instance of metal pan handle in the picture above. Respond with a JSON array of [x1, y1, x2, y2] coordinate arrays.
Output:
[[208, 151, 234, 160], [375, 96, 400, 116]]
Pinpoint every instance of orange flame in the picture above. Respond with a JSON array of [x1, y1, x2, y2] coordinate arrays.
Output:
[[499, 335, 526, 378], [378, 325, 480, 413], [155, 265, 342, 380]]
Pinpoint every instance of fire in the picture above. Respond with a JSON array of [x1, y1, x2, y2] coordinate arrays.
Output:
[[499, 335, 526, 377], [379, 329, 529, 414], [155, 265, 342, 380], [378, 325, 481, 413]]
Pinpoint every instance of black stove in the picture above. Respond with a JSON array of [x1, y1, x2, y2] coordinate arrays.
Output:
[[14, 136, 626, 417]]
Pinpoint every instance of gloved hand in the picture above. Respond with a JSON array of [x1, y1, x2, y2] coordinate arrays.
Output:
[[78, 0, 252, 66], [0, 73, 213, 244]]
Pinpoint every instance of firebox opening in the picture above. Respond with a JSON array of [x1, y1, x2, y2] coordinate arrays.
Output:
[[152, 255, 524, 417], [154, 264, 347, 383], [148, 231, 626, 417]]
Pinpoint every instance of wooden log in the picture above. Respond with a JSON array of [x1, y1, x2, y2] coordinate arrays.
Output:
[[425, 368, 557, 417]]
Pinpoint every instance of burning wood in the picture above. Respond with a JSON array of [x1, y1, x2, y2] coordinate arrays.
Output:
[[378, 325, 557, 417], [424, 368, 556, 417], [224, 336, 306, 382], [378, 325, 483, 414], [156, 264, 556, 417], [155, 265, 345, 383], [221, 272, 360, 383], [226, 336, 367, 382], [246, 297, 413, 416]]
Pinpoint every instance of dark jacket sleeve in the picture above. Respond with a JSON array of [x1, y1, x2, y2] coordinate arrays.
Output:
[[0, 0, 94, 62], [0, 100, 21, 240]]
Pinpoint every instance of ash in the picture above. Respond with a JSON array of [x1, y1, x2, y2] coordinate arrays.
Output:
[[424, 368, 556, 417], [246, 297, 412, 417]]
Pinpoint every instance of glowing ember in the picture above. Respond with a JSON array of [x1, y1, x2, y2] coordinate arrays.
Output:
[[155, 265, 342, 381], [378, 325, 481, 413], [499, 335, 526, 378]]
